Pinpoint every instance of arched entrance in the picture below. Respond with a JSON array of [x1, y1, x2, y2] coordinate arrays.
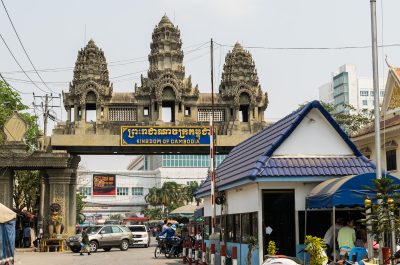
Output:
[[239, 92, 251, 122], [85, 91, 97, 122], [161, 86, 176, 123]]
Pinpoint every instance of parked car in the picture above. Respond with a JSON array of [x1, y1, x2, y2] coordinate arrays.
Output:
[[128, 225, 150, 248], [66, 225, 133, 253]]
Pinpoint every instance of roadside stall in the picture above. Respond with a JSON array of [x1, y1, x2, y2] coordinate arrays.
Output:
[[305, 172, 400, 262], [0, 203, 16, 265]]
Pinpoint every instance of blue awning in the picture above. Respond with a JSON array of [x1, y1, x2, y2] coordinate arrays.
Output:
[[306, 173, 400, 209]]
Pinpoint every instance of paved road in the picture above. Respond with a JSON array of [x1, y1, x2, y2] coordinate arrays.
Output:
[[14, 241, 182, 265]]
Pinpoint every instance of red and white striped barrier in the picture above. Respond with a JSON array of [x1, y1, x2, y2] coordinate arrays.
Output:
[[188, 240, 193, 265], [182, 240, 187, 263], [210, 244, 215, 265], [221, 245, 226, 265], [202, 243, 207, 265], [232, 246, 238, 265], [194, 242, 199, 265]]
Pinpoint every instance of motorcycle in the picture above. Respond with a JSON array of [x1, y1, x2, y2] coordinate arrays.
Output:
[[154, 235, 183, 259]]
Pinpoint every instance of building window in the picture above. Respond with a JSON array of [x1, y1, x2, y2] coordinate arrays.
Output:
[[360, 91, 369, 97], [185, 106, 191, 116], [370, 90, 375, 96], [162, 154, 226, 168], [380, 90, 385, 97], [197, 109, 225, 122], [108, 107, 137, 121], [143, 107, 149, 116], [79, 187, 91, 196], [386, 149, 397, 171], [362, 100, 368, 106], [132, 187, 144, 196], [117, 187, 129, 196]]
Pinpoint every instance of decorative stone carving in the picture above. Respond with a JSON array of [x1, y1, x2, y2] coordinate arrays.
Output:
[[219, 42, 268, 109], [388, 84, 400, 110], [66, 39, 113, 110], [3, 112, 27, 142], [136, 15, 198, 101]]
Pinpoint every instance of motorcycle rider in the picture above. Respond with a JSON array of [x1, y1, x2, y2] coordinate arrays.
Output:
[[159, 224, 176, 242]]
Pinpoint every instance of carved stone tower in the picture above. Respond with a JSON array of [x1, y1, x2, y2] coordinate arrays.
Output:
[[64, 39, 113, 132], [219, 42, 268, 131], [136, 15, 199, 123]]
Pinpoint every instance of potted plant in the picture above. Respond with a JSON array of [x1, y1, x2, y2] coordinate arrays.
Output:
[[305, 235, 327, 265], [246, 236, 258, 265], [267, 240, 277, 256]]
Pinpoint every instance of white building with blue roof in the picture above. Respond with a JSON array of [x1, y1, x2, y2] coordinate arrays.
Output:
[[196, 100, 376, 265]]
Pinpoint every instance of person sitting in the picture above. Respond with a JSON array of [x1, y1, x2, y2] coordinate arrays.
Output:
[[337, 219, 356, 260], [158, 224, 176, 246], [323, 217, 345, 258]]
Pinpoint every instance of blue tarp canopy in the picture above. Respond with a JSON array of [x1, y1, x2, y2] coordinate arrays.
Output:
[[0, 203, 16, 263], [306, 173, 400, 209]]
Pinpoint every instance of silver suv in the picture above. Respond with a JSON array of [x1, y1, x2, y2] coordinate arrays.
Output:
[[67, 225, 133, 253]]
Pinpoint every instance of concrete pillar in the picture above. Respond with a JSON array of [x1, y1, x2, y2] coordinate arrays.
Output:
[[235, 107, 240, 121], [45, 168, 75, 236], [0, 168, 13, 208], [69, 172, 77, 229], [67, 108, 71, 123], [157, 102, 162, 121], [73, 103, 78, 122]]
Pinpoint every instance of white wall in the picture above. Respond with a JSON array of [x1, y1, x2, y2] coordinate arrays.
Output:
[[160, 167, 208, 185], [318, 82, 333, 104], [273, 109, 353, 156], [78, 170, 158, 206]]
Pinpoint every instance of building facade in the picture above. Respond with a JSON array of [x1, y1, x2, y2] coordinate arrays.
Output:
[[352, 65, 400, 178], [55, 15, 268, 139], [196, 101, 376, 265], [77, 169, 158, 219], [79, 154, 226, 219], [318, 64, 385, 113]]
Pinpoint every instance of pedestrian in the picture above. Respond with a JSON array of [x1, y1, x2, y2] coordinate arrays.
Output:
[[80, 227, 91, 256], [36, 227, 43, 250], [23, 225, 31, 248], [337, 219, 356, 259], [323, 217, 345, 258], [162, 219, 168, 232]]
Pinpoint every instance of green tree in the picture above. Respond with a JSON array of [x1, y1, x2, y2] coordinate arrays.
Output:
[[76, 192, 86, 223], [363, 178, 400, 244], [0, 80, 40, 214], [300, 101, 373, 135], [141, 208, 162, 220], [0, 80, 39, 151]]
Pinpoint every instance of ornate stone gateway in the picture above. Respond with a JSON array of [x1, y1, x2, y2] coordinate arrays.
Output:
[[0, 113, 80, 236], [52, 15, 269, 154], [0, 15, 270, 236]]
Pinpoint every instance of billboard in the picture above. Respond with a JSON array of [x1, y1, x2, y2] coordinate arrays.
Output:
[[120, 126, 213, 146], [93, 174, 116, 196]]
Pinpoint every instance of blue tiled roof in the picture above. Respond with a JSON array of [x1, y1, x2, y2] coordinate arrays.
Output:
[[196, 100, 376, 196]]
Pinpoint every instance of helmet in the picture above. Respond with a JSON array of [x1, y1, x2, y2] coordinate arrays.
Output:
[[171, 224, 177, 230]]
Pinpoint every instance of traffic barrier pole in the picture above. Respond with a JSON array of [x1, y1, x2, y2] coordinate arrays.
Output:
[[221, 245, 226, 265], [232, 246, 238, 265], [183, 240, 187, 263], [210, 244, 215, 265], [194, 242, 199, 265], [202, 243, 207, 265], [188, 239, 193, 265]]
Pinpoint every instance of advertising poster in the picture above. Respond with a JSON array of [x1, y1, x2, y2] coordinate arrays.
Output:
[[93, 174, 116, 196]]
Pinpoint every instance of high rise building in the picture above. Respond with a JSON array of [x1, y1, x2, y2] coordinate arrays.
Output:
[[318, 64, 385, 114]]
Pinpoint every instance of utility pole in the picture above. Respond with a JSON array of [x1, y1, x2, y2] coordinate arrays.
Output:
[[33, 93, 61, 137], [210, 38, 216, 235], [370, 0, 384, 261]]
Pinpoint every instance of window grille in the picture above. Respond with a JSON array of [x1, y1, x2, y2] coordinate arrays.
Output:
[[197, 109, 225, 122], [108, 108, 137, 121]]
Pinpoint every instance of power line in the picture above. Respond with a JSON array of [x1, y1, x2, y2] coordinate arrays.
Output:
[[214, 41, 400, 51], [0, 71, 30, 94], [0, 32, 49, 94], [1, 0, 56, 94]]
